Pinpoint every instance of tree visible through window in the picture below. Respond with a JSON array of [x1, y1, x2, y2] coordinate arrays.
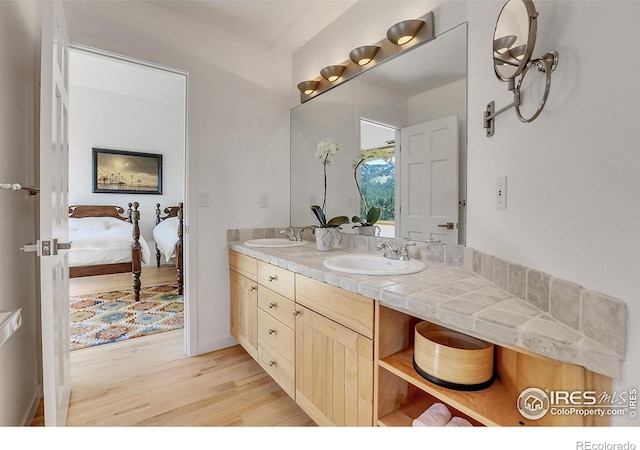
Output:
[[360, 158, 395, 221]]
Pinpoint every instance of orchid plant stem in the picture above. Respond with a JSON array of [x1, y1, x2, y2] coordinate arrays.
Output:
[[322, 153, 329, 212], [353, 159, 369, 213]]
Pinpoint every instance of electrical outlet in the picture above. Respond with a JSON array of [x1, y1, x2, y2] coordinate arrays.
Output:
[[260, 193, 269, 208], [496, 176, 507, 210]]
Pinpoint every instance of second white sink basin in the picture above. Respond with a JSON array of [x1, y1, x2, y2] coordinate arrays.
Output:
[[323, 254, 426, 276], [244, 238, 307, 248]]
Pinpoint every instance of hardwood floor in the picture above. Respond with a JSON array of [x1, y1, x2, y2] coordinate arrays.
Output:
[[69, 264, 179, 297], [30, 265, 315, 427]]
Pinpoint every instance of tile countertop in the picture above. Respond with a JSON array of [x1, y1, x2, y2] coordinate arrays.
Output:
[[228, 241, 622, 379]]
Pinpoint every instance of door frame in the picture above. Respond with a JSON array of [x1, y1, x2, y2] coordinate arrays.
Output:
[[66, 44, 195, 355]]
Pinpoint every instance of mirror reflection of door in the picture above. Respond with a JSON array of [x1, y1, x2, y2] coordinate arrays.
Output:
[[399, 115, 459, 244], [359, 119, 397, 238]]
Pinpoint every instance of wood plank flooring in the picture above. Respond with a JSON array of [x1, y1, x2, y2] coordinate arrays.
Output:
[[30, 265, 315, 427]]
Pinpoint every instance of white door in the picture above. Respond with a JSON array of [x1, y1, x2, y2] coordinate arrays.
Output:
[[399, 115, 458, 244], [39, 0, 71, 426]]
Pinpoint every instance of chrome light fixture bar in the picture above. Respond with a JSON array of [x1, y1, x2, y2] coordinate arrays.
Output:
[[297, 11, 434, 103]]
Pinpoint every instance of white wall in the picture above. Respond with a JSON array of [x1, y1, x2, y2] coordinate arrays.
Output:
[[293, 0, 640, 427], [0, 0, 41, 426], [68, 50, 186, 250], [63, 0, 291, 355]]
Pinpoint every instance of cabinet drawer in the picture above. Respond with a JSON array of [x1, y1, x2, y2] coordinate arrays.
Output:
[[229, 250, 257, 280], [295, 274, 374, 339], [258, 261, 295, 299], [258, 287, 295, 329], [258, 309, 294, 363], [258, 337, 295, 399]]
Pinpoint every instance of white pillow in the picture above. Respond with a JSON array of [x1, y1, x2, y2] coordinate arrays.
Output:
[[103, 217, 132, 229], [69, 217, 110, 231]]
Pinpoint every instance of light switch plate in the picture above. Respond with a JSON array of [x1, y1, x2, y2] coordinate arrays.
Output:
[[200, 191, 210, 207]]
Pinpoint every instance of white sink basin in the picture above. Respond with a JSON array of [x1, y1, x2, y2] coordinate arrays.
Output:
[[243, 238, 308, 248], [323, 254, 426, 276]]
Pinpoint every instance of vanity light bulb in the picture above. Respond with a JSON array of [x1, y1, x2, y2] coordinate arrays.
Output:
[[304, 88, 314, 95], [358, 58, 372, 66], [396, 35, 413, 45], [327, 75, 339, 82]]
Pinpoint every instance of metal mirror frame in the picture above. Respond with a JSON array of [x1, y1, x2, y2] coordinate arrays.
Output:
[[492, 0, 538, 87], [484, 0, 559, 137]]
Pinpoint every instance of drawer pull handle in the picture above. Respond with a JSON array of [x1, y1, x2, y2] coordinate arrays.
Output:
[[292, 310, 300, 316], [268, 329, 275, 335], [268, 302, 276, 309], [268, 275, 278, 282], [268, 360, 275, 367], [249, 286, 257, 292]]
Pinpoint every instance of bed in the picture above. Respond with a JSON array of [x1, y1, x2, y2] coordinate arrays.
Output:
[[153, 202, 184, 294], [68, 202, 151, 301]]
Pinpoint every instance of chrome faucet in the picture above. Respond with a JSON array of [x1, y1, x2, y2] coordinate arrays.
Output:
[[280, 226, 314, 241], [279, 227, 297, 241], [377, 240, 415, 260], [377, 242, 400, 260]]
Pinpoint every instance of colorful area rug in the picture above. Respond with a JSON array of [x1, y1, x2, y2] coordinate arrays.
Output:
[[69, 285, 183, 351]]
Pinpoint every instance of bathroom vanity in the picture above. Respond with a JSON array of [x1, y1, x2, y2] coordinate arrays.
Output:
[[228, 242, 614, 427]]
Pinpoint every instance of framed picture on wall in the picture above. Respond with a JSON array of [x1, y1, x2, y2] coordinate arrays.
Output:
[[92, 148, 163, 194]]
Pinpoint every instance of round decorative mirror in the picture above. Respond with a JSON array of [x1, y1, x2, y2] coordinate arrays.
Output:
[[492, 0, 537, 83], [484, 0, 559, 137]]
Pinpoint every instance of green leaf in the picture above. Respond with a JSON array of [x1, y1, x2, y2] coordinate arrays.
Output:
[[327, 215, 350, 227], [365, 206, 381, 225], [351, 215, 364, 224], [310, 204, 327, 227]]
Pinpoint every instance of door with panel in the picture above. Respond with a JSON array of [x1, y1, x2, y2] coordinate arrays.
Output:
[[38, 0, 71, 426], [399, 115, 458, 243]]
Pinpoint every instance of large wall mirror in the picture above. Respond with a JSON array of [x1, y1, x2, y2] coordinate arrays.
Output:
[[290, 22, 467, 245]]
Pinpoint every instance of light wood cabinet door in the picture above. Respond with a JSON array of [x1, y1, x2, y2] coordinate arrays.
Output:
[[295, 303, 374, 426], [230, 269, 258, 360]]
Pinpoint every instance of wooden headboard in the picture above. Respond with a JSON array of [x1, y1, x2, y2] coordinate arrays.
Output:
[[155, 202, 183, 225], [69, 203, 135, 222]]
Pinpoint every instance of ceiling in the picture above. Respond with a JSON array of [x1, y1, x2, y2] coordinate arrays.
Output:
[[147, 0, 359, 55]]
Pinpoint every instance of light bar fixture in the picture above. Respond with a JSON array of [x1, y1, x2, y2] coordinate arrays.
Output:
[[296, 11, 434, 103]]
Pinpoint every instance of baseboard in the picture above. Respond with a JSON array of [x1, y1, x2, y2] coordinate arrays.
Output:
[[196, 334, 238, 356]]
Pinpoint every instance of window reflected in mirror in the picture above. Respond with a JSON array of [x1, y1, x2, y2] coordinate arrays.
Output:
[[358, 119, 397, 238]]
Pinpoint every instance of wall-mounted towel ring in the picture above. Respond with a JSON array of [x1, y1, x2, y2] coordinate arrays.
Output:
[[0, 182, 40, 195]]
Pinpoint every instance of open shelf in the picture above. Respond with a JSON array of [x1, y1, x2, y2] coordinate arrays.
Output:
[[379, 346, 528, 427]]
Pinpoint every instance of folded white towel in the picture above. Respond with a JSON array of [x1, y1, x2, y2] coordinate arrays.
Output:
[[445, 416, 473, 427], [412, 402, 452, 427]]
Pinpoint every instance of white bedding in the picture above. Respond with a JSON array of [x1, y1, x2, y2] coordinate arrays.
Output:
[[153, 216, 180, 263], [68, 217, 151, 267]]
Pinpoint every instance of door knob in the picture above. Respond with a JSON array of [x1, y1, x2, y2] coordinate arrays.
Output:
[[437, 222, 455, 230]]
